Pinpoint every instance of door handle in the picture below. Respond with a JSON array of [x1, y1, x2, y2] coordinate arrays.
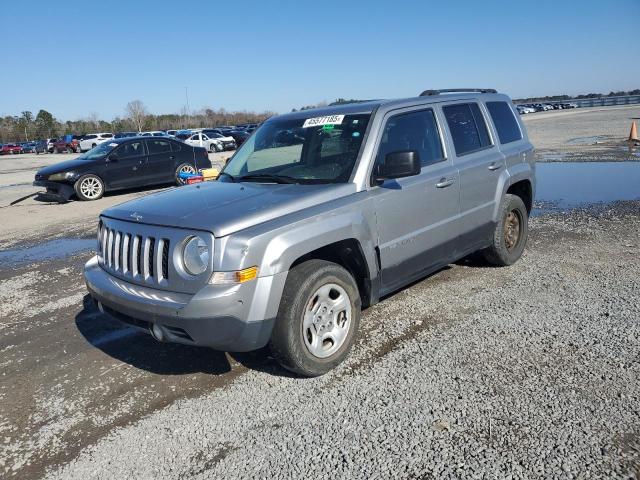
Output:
[[488, 162, 502, 171], [436, 177, 455, 188], [169, 156, 175, 160]]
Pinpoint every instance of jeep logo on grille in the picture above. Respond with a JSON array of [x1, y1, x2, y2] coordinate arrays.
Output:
[[130, 212, 143, 222]]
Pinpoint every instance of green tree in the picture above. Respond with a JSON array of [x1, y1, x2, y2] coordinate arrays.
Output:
[[35, 109, 56, 138]]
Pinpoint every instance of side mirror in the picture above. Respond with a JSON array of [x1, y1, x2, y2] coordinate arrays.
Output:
[[374, 151, 421, 183], [107, 153, 118, 162]]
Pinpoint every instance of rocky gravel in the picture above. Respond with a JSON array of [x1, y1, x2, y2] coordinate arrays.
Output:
[[44, 201, 640, 480]]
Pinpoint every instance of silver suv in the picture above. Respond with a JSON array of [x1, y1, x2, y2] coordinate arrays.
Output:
[[85, 88, 535, 376]]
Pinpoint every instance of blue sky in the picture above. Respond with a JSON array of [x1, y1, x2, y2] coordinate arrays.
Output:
[[1, 0, 638, 120]]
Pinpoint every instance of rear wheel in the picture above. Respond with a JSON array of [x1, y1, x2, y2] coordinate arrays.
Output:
[[175, 163, 196, 185], [269, 259, 361, 377], [483, 194, 528, 266], [74, 174, 104, 201]]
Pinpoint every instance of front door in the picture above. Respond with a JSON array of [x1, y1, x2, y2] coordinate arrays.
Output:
[[104, 140, 146, 189], [371, 107, 461, 294]]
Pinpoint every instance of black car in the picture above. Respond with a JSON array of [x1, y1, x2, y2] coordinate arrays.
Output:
[[114, 132, 138, 139], [33, 137, 211, 201], [227, 129, 250, 146]]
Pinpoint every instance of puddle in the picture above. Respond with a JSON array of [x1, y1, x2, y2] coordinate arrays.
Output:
[[566, 135, 613, 145], [0, 238, 95, 267], [534, 161, 640, 213]]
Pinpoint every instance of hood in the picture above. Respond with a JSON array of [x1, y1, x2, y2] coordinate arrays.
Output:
[[37, 157, 94, 176], [102, 181, 356, 237]]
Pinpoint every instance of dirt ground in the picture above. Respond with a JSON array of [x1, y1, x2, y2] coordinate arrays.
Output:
[[0, 107, 639, 478], [522, 105, 640, 162]]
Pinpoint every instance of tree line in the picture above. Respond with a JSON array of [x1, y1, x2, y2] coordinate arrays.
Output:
[[0, 100, 276, 143]]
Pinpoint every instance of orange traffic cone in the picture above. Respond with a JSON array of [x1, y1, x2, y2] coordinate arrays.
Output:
[[629, 121, 639, 142]]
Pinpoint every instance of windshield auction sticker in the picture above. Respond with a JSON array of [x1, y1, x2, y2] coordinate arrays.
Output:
[[302, 115, 345, 128]]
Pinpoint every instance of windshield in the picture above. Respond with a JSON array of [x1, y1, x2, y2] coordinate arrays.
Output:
[[222, 113, 370, 183], [80, 141, 117, 160]]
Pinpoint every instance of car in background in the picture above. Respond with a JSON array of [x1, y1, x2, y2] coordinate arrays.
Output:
[[564, 103, 578, 109], [114, 132, 138, 139], [33, 137, 212, 201], [33, 140, 47, 154], [166, 130, 177, 137], [1, 143, 23, 154], [139, 131, 169, 137], [21, 142, 37, 153], [185, 132, 236, 152], [226, 129, 250, 146], [54, 135, 82, 153], [46, 138, 57, 153], [201, 129, 236, 150], [516, 105, 534, 115], [79, 133, 114, 152]]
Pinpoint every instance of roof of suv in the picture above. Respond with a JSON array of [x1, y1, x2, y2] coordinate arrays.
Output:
[[276, 91, 511, 121]]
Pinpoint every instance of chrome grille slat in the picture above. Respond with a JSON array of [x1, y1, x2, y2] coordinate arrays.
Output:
[[106, 229, 114, 267], [132, 235, 141, 277], [114, 232, 121, 271], [142, 237, 150, 279], [122, 234, 130, 274]]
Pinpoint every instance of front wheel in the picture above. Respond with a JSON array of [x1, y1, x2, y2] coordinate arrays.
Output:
[[269, 259, 361, 377], [74, 174, 105, 201], [483, 194, 528, 266]]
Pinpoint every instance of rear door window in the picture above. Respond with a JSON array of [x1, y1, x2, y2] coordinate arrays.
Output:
[[146, 139, 172, 154], [443, 103, 492, 156], [485, 101, 522, 144]]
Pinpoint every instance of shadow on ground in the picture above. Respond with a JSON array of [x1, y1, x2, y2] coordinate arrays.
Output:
[[74, 295, 294, 377]]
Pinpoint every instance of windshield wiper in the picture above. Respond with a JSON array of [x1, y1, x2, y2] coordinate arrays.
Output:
[[238, 173, 299, 184]]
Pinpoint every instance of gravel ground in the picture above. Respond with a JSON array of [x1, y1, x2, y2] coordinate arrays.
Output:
[[43, 202, 640, 480]]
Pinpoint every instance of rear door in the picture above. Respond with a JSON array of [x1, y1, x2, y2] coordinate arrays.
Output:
[[371, 107, 461, 294], [442, 101, 505, 253], [104, 140, 146, 189], [144, 138, 176, 184]]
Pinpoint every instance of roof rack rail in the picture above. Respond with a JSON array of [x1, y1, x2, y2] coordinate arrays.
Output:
[[419, 88, 497, 96]]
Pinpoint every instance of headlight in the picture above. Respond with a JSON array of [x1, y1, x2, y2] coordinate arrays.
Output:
[[48, 171, 75, 181], [182, 236, 209, 275]]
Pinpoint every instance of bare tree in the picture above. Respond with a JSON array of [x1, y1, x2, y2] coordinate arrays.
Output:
[[87, 112, 100, 130], [125, 100, 148, 133]]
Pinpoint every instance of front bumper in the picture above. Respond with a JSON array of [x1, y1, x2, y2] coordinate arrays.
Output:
[[33, 180, 75, 201], [84, 256, 287, 352]]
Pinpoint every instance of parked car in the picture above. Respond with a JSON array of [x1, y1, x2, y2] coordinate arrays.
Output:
[[139, 131, 169, 137], [82, 88, 535, 376], [227, 129, 250, 145], [201, 130, 237, 150], [1, 143, 23, 154], [79, 133, 114, 152], [33, 140, 47, 154], [54, 135, 82, 153], [516, 105, 534, 115], [114, 132, 138, 139], [33, 136, 211, 201], [46, 138, 57, 153], [166, 130, 178, 137], [21, 142, 37, 153], [185, 132, 226, 152]]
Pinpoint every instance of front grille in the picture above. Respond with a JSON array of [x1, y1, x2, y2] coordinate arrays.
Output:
[[35, 173, 47, 181], [100, 225, 169, 283]]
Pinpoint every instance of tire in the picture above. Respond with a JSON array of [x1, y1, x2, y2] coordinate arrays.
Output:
[[75, 145, 81, 153], [66, 147, 72, 154], [91, 143, 97, 149], [483, 194, 528, 266], [269, 259, 361, 377], [175, 162, 196, 185], [74, 174, 105, 201], [209, 143, 216, 153]]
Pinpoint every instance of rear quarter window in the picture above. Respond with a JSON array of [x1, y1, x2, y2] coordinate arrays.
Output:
[[485, 101, 522, 144], [443, 103, 492, 156]]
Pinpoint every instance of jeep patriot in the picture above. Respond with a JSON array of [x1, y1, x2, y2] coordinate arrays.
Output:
[[85, 88, 535, 376]]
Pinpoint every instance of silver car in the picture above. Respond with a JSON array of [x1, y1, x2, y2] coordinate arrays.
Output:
[[85, 88, 535, 376]]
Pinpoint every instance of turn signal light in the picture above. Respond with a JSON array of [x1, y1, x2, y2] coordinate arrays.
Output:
[[209, 266, 259, 285]]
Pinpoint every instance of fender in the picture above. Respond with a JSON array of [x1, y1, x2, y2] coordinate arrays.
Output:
[[493, 161, 535, 222]]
